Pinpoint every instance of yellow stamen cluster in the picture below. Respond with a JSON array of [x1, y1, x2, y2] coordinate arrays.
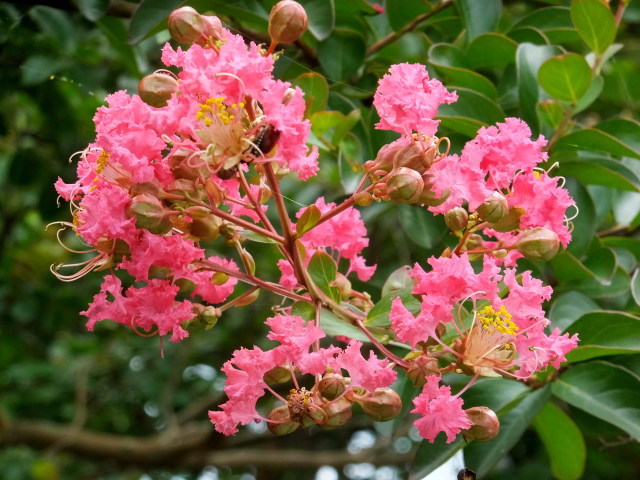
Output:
[[477, 305, 518, 336], [95, 149, 110, 173], [196, 97, 245, 126]]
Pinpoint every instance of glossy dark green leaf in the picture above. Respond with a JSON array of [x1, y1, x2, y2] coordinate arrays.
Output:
[[533, 403, 586, 480], [549, 291, 600, 332], [565, 178, 595, 258], [192, 0, 268, 26], [538, 53, 592, 103], [516, 43, 562, 132], [555, 153, 640, 191], [397, 204, 449, 249], [564, 311, 640, 361], [613, 190, 640, 228], [465, 386, 552, 476], [299, 0, 335, 41], [466, 33, 518, 69], [21, 56, 67, 85], [334, 0, 376, 16], [429, 44, 498, 100], [293, 72, 329, 117], [555, 119, 640, 159], [308, 250, 339, 302], [509, 26, 550, 45], [552, 361, 640, 440], [570, 0, 617, 54], [386, 0, 432, 32], [601, 237, 640, 261], [456, 0, 501, 42], [317, 29, 366, 81], [437, 88, 505, 137], [512, 6, 581, 44], [129, 0, 184, 44], [562, 267, 630, 298], [550, 247, 616, 284], [73, 0, 109, 21]]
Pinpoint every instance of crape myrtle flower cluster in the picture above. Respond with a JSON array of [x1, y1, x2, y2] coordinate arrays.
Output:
[[52, 1, 578, 445]]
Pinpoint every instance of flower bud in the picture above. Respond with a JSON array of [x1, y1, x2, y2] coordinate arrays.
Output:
[[374, 137, 438, 174], [268, 405, 299, 435], [354, 388, 402, 422], [332, 273, 352, 301], [168, 7, 223, 46], [490, 206, 525, 232], [354, 191, 373, 207], [318, 372, 346, 400], [318, 397, 353, 430], [190, 214, 222, 242], [131, 179, 166, 199], [138, 72, 179, 108], [464, 233, 484, 251], [462, 406, 500, 442], [190, 304, 221, 330], [476, 192, 508, 224], [514, 227, 560, 262], [126, 194, 172, 234], [264, 366, 292, 385], [169, 147, 210, 181], [385, 167, 424, 204], [418, 172, 449, 206], [445, 207, 469, 232], [268, 0, 308, 45], [406, 355, 440, 387]]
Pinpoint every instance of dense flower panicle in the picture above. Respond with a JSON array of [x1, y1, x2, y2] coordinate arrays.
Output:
[[339, 341, 397, 392], [395, 254, 578, 378], [373, 63, 457, 136], [411, 376, 471, 443]]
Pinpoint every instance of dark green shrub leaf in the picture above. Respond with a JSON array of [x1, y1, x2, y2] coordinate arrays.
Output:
[[538, 53, 592, 103]]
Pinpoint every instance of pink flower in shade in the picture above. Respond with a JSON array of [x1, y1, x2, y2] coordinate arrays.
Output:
[[374, 63, 457, 136], [298, 346, 342, 376], [82, 276, 193, 342], [119, 232, 204, 281], [411, 376, 471, 443], [338, 340, 397, 392], [389, 297, 440, 348], [187, 256, 239, 305], [266, 314, 325, 365], [209, 347, 278, 435], [75, 184, 138, 246]]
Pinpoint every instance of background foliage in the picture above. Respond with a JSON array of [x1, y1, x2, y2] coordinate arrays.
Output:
[[1, 0, 640, 479]]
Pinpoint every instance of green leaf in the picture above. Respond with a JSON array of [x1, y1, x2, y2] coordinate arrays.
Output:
[[193, 0, 269, 26], [560, 267, 630, 299], [310, 111, 346, 138], [512, 6, 581, 44], [397, 204, 449, 249], [308, 251, 339, 302], [334, 0, 376, 16], [238, 230, 282, 244], [538, 53, 592, 103], [550, 248, 617, 284], [555, 153, 640, 191], [293, 73, 329, 117], [296, 204, 321, 236], [366, 285, 420, 327], [537, 100, 565, 129], [317, 29, 366, 81], [319, 308, 368, 341], [73, 0, 109, 21], [601, 237, 640, 261], [456, 0, 501, 42], [128, 0, 184, 44], [412, 438, 465, 479], [299, 0, 335, 41], [291, 301, 316, 321], [429, 44, 498, 100], [570, 0, 617, 54], [465, 386, 552, 476], [381, 266, 415, 298], [555, 119, 640, 160], [564, 311, 640, 362], [386, 0, 432, 32], [533, 403, 586, 480], [552, 361, 640, 440], [20, 56, 67, 86], [565, 179, 595, 258], [332, 109, 361, 145], [549, 291, 600, 332], [575, 75, 604, 112], [436, 88, 505, 137], [97, 17, 141, 77], [466, 33, 518, 70], [516, 43, 562, 132]]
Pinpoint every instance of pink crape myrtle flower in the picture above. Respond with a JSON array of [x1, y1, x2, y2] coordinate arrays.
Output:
[[278, 197, 376, 288], [373, 63, 457, 137], [338, 340, 397, 392], [82, 276, 193, 342], [411, 376, 471, 443], [390, 254, 578, 378]]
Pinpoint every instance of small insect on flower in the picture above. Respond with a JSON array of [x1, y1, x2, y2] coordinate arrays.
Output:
[[246, 123, 281, 160]]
